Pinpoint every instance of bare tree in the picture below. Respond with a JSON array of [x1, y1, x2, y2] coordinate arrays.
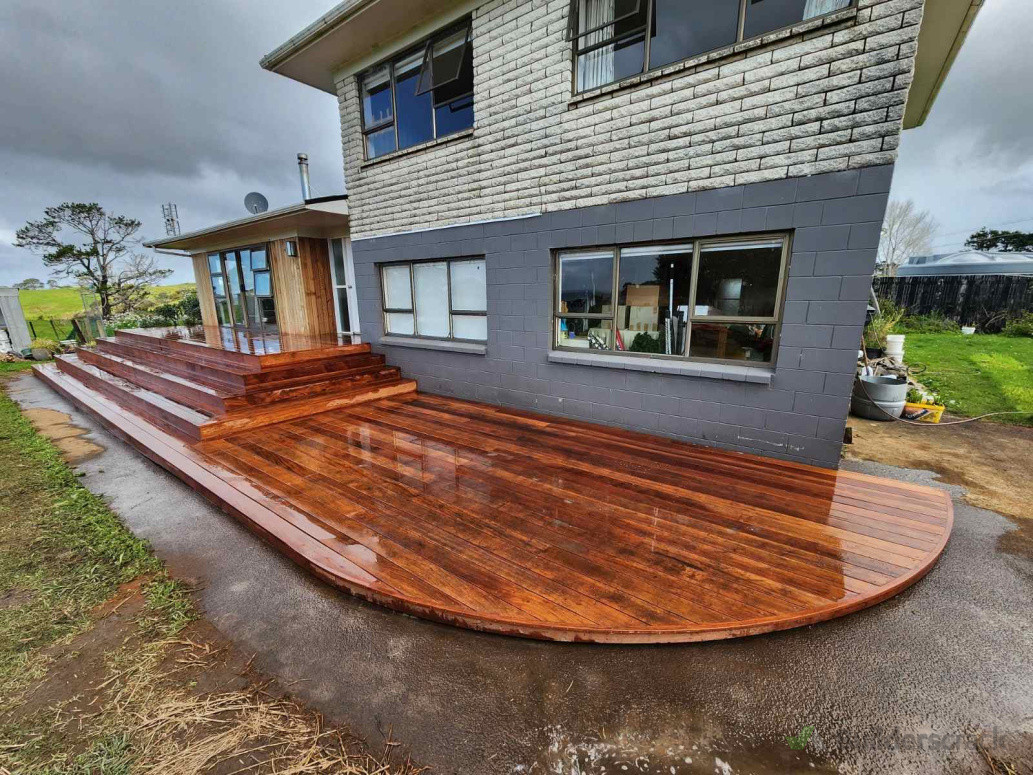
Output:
[[877, 199, 939, 277], [14, 203, 171, 317]]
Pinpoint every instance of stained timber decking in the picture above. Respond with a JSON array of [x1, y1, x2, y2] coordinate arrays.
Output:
[[34, 360, 952, 644]]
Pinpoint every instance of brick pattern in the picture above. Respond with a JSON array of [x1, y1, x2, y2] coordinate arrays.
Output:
[[351, 167, 892, 468], [337, 0, 921, 240]]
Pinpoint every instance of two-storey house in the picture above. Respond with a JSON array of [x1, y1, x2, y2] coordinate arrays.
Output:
[[246, 0, 978, 469]]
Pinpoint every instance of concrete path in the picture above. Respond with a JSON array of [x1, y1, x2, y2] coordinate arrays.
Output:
[[10, 373, 1032, 774]]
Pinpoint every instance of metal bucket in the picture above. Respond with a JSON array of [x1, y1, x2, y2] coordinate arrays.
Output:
[[850, 375, 908, 421]]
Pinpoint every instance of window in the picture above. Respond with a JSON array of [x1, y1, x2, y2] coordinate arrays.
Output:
[[360, 19, 474, 160], [381, 258, 486, 341], [553, 236, 789, 365], [569, 0, 854, 91], [207, 245, 276, 330]]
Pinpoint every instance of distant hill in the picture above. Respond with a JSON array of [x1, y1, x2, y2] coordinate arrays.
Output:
[[18, 284, 196, 319]]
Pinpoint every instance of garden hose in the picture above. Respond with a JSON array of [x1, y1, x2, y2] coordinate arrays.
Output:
[[855, 350, 1032, 427]]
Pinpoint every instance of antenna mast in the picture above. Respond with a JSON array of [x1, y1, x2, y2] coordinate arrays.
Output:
[[161, 203, 181, 236]]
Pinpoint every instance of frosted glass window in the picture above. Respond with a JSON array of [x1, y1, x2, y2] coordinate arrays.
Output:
[[382, 264, 413, 309], [386, 313, 415, 335], [413, 262, 450, 337], [449, 259, 486, 311], [452, 315, 487, 341]]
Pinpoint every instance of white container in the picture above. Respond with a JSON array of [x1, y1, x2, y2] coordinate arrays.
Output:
[[961, 326, 976, 335], [885, 333, 905, 362]]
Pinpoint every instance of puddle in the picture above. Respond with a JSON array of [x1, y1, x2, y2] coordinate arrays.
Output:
[[22, 408, 105, 464], [999, 519, 1033, 562], [526, 725, 840, 774]]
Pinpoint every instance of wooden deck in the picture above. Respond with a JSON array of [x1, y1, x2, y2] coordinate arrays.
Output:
[[34, 347, 953, 644]]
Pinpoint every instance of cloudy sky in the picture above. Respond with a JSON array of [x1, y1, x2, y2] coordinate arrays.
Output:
[[0, 0, 1029, 287]]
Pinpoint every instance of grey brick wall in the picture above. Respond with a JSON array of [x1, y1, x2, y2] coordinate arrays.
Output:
[[351, 166, 893, 468], [337, 0, 920, 240]]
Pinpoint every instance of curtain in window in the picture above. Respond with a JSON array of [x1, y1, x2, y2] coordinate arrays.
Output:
[[803, 0, 851, 18], [577, 0, 615, 91]]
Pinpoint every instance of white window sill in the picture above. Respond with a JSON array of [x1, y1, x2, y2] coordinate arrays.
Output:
[[379, 335, 486, 355], [360, 128, 474, 168], [568, 7, 858, 108], [548, 350, 773, 384]]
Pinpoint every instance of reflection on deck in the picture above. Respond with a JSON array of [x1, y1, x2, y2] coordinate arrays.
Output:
[[123, 325, 361, 357]]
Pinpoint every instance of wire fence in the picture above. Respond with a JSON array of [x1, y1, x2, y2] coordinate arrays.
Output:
[[26, 318, 78, 342]]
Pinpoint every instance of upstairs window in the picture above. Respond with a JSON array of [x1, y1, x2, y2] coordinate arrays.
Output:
[[570, 0, 854, 92], [359, 19, 474, 160]]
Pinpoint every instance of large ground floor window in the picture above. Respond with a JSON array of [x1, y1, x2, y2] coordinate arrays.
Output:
[[554, 235, 789, 365], [380, 257, 487, 342]]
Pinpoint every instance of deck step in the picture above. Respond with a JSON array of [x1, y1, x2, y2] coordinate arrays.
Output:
[[78, 348, 235, 415], [96, 337, 388, 392], [53, 353, 417, 442], [55, 354, 209, 442], [113, 328, 371, 369], [79, 347, 402, 415]]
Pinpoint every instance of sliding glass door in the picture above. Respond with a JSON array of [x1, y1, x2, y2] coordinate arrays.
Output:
[[207, 245, 276, 331]]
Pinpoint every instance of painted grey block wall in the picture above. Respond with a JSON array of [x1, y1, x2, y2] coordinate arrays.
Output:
[[351, 166, 893, 468]]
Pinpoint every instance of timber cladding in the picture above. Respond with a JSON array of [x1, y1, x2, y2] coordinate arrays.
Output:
[[269, 238, 337, 337], [191, 253, 219, 329]]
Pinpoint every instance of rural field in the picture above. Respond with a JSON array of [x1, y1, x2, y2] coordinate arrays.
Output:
[[18, 284, 195, 319]]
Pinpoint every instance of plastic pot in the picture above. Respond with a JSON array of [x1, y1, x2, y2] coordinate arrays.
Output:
[[850, 374, 908, 421]]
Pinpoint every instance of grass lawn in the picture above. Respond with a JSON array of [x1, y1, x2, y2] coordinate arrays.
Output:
[[0, 379, 416, 773], [904, 333, 1033, 426], [18, 284, 195, 319]]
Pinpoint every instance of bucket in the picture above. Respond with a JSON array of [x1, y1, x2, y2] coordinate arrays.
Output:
[[885, 334, 905, 362], [850, 375, 908, 421]]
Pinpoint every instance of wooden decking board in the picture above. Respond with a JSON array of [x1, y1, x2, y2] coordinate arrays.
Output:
[[34, 359, 953, 644], [310, 410, 871, 608], [336, 401, 919, 577]]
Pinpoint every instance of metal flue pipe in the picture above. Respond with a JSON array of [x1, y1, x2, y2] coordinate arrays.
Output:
[[297, 153, 311, 200]]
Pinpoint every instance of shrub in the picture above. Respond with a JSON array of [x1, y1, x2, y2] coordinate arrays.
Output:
[[896, 314, 961, 334], [151, 302, 181, 325], [30, 338, 62, 354], [864, 307, 904, 349], [178, 291, 202, 326], [1003, 313, 1033, 338]]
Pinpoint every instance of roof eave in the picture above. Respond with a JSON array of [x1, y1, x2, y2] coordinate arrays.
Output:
[[144, 197, 349, 253], [903, 0, 984, 130]]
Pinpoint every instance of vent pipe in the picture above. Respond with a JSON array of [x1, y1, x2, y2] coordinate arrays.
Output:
[[297, 153, 311, 200]]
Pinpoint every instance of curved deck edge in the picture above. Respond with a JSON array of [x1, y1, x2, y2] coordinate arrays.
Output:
[[33, 363, 954, 645]]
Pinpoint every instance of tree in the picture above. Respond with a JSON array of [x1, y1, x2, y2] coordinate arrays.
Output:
[[965, 227, 1033, 252], [877, 199, 939, 277], [46, 278, 63, 289], [13, 278, 44, 290], [14, 203, 171, 317]]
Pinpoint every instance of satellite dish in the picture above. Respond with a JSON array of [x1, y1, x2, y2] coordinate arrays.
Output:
[[244, 192, 269, 214]]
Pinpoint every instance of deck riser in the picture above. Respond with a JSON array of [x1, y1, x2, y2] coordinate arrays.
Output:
[[97, 339, 248, 391], [56, 357, 203, 442], [79, 349, 229, 415], [232, 368, 403, 408], [113, 329, 371, 368], [202, 380, 417, 439]]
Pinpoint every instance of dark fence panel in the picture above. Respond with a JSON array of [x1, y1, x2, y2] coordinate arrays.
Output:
[[873, 274, 1033, 327]]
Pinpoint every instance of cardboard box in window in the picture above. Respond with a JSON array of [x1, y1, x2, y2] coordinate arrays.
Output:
[[625, 284, 660, 307]]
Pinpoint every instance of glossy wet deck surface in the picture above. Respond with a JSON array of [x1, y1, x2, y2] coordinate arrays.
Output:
[[196, 393, 952, 643], [124, 326, 359, 356]]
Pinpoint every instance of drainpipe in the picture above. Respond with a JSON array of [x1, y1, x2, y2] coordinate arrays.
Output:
[[298, 153, 311, 201]]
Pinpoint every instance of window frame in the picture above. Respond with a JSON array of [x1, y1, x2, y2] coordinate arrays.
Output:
[[379, 256, 487, 343], [551, 233, 792, 367], [568, 0, 858, 93], [206, 243, 275, 329], [358, 17, 474, 161]]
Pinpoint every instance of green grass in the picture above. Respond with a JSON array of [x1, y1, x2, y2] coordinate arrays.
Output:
[[18, 284, 195, 319], [0, 389, 163, 702], [904, 333, 1033, 425]]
